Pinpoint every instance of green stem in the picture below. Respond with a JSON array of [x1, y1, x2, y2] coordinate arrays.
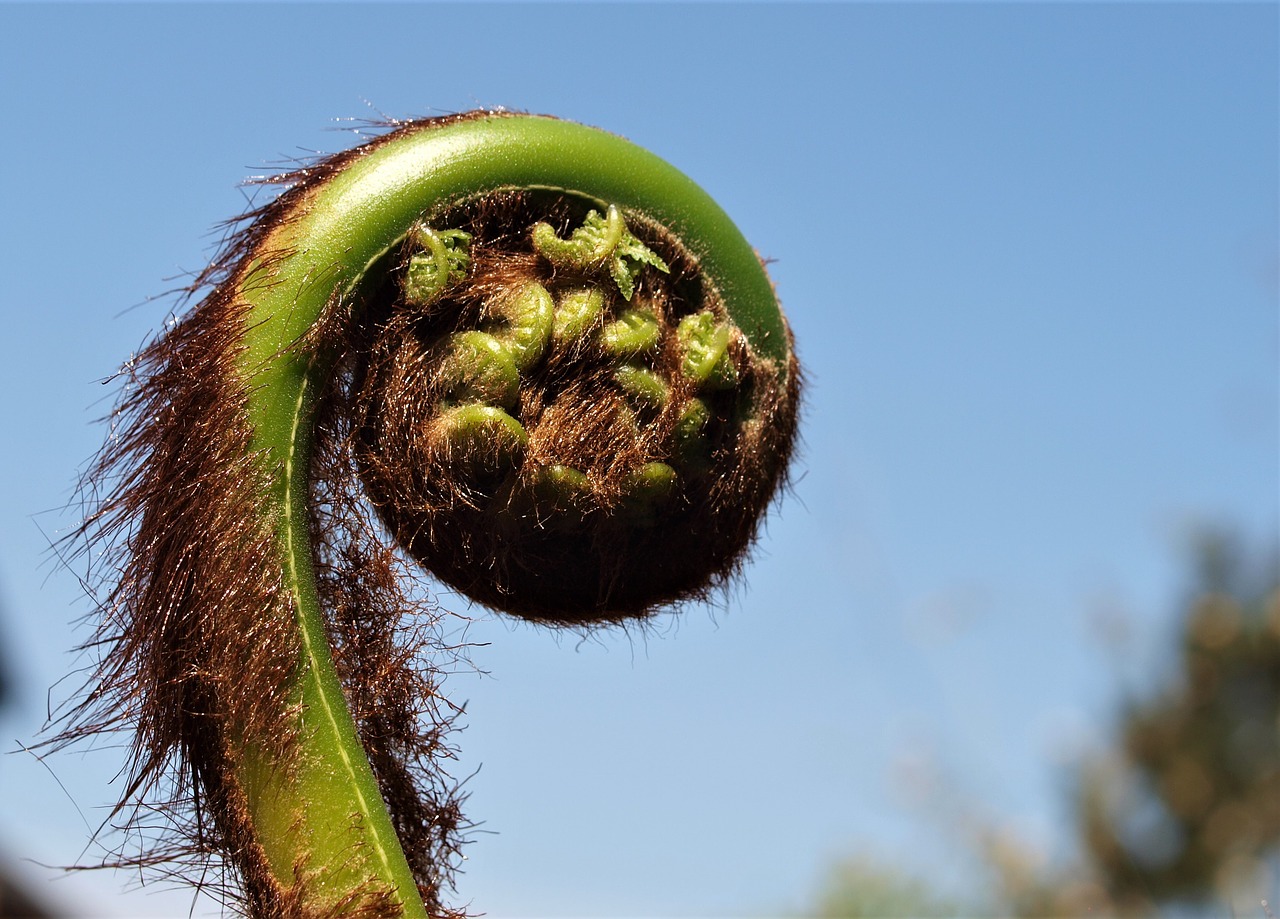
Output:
[[229, 113, 785, 915]]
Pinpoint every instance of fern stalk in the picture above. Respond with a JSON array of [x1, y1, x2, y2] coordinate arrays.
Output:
[[61, 112, 800, 918]]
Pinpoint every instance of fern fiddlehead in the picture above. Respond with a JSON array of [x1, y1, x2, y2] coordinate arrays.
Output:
[[63, 112, 800, 917]]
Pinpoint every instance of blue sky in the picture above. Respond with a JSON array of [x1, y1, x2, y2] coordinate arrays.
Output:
[[0, 4, 1276, 917]]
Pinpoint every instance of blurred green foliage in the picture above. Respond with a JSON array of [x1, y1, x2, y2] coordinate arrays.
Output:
[[1071, 531, 1279, 915], [806, 856, 965, 918], [807, 531, 1279, 917]]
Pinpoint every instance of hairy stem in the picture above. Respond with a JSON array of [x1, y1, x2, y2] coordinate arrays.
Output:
[[226, 113, 789, 914]]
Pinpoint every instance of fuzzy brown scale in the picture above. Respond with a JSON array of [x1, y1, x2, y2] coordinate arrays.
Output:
[[50, 294, 314, 915], [349, 191, 799, 623], [49, 145, 473, 918]]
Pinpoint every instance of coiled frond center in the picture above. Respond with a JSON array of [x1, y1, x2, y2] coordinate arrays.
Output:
[[349, 191, 797, 623]]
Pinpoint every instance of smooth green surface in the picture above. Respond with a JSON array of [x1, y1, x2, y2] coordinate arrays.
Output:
[[229, 113, 790, 916]]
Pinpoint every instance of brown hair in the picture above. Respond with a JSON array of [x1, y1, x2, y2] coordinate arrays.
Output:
[[49, 114, 800, 917]]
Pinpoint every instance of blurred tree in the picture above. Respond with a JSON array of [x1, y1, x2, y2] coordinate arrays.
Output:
[[803, 856, 965, 918], [804, 531, 1279, 917], [1070, 530, 1280, 914]]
